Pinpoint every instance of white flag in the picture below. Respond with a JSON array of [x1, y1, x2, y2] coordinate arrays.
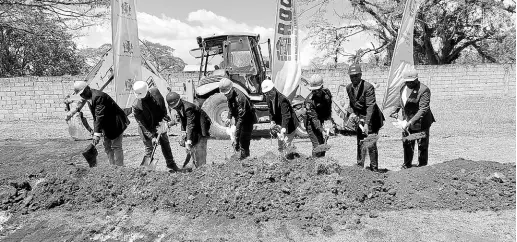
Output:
[[112, 0, 142, 108], [382, 0, 422, 111], [272, 0, 302, 99]]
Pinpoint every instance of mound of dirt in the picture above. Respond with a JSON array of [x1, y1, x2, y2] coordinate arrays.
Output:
[[0, 156, 515, 231]]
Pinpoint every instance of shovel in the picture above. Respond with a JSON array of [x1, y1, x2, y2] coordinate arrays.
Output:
[[140, 139, 159, 170], [182, 152, 192, 168], [82, 143, 98, 168], [313, 128, 331, 153], [392, 119, 427, 142], [402, 129, 427, 142]]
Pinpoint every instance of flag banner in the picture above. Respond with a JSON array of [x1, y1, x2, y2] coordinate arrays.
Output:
[[382, 0, 422, 111], [272, 0, 302, 98], [112, 0, 142, 108]]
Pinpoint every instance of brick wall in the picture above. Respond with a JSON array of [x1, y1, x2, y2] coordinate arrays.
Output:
[[0, 64, 514, 121]]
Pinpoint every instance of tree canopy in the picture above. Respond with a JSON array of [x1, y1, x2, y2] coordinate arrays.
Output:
[[78, 41, 186, 74], [0, 0, 110, 77], [301, 0, 516, 65]]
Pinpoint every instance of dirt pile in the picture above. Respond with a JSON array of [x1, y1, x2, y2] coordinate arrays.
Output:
[[0, 155, 515, 230]]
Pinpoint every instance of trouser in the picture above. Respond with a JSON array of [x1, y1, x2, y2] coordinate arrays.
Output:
[[307, 123, 325, 157], [356, 126, 378, 169], [138, 127, 176, 169], [235, 122, 254, 159], [103, 134, 124, 166], [190, 136, 208, 168], [278, 131, 296, 154], [403, 128, 430, 167]]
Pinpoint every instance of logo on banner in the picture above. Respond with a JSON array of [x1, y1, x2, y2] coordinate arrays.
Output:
[[124, 78, 134, 91], [276, 37, 292, 61], [121, 1, 131, 16], [123, 40, 133, 54], [146, 77, 156, 88]]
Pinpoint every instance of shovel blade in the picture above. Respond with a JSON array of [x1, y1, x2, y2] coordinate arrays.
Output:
[[82, 143, 98, 168], [403, 132, 427, 142], [140, 156, 157, 170], [313, 144, 331, 153]]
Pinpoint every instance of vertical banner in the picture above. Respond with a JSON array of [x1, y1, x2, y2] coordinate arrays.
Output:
[[382, 0, 422, 111], [112, 0, 142, 108], [272, 0, 302, 99]]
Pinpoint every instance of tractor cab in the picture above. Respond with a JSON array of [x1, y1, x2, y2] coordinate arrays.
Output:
[[189, 33, 268, 98]]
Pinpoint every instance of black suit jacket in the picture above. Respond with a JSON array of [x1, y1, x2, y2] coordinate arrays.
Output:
[[88, 89, 129, 140], [177, 100, 210, 145], [266, 90, 299, 134], [392, 81, 435, 131], [133, 87, 171, 138], [346, 80, 385, 132], [227, 88, 255, 136]]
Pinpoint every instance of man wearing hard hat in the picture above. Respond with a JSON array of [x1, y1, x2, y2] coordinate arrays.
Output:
[[346, 64, 385, 172], [261, 78, 300, 159], [166, 92, 211, 168], [304, 74, 333, 157], [132, 81, 186, 172], [390, 67, 435, 169], [219, 78, 257, 160], [72, 80, 129, 166]]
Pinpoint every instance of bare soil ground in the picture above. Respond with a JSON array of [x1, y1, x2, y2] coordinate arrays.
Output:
[[0, 96, 515, 241]]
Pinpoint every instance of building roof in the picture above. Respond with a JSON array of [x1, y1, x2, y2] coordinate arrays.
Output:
[[183, 64, 216, 72]]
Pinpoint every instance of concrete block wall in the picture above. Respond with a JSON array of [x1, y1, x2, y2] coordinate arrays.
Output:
[[0, 64, 514, 121]]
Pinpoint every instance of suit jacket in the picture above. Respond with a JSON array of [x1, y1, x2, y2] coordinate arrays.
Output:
[[88, 89, 129, 140], [392, 80, 435, 131], [227, 88, 256, 136], [177, 100, 210, 145], [346, 80, 385, 132], [304, 88, 332, 132], [266, 90, 299, 134], [133, 87, 171, 138]]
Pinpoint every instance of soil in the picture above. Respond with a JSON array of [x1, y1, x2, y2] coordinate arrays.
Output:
[[0, 143, 515, 240], [0, 97, 514, 241]]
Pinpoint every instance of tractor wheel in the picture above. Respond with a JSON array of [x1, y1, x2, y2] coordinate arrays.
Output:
[[202, 93, 230, 139]]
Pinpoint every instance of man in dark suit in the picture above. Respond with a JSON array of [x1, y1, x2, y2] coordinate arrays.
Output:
[[304, 74, 333, 157], [346, 64, 385, 172], [261, 79, 300, 158], [390, 68, 435, 169], [132, 81, 185, 172], [219, 78, 256, 160], [73, 81, 129, 166], [166, 92, 211, 168]]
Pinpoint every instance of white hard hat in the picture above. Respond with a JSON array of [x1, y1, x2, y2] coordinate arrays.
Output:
[[401, 67, 418, 82], [261, 78, 275, 93], [132, 81, 149, 99], [308, 74, 323, 90], [73, 81, 88, 95], [218, 78, 233, 95]]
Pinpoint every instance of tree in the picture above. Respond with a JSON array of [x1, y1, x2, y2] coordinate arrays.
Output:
[[0, 0, 109, 38], [77, 43, 111, 68], [140, 40, 185, 73], [306, 18, 358, 67], [301, 0, 516, 65], [0, 15, 86, 77], [77, 40, 186, 73], [0, 0, 109, 77]]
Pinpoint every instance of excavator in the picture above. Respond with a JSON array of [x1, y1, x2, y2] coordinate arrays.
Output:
[[66, 0, 354, 141], [183, 33, 352, 139]]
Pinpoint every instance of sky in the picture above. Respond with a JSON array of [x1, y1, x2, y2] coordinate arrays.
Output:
[[75, 0, 376, 67]]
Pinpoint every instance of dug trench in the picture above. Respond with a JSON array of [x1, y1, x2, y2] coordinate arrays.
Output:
[[0, 141, 515, 241]]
